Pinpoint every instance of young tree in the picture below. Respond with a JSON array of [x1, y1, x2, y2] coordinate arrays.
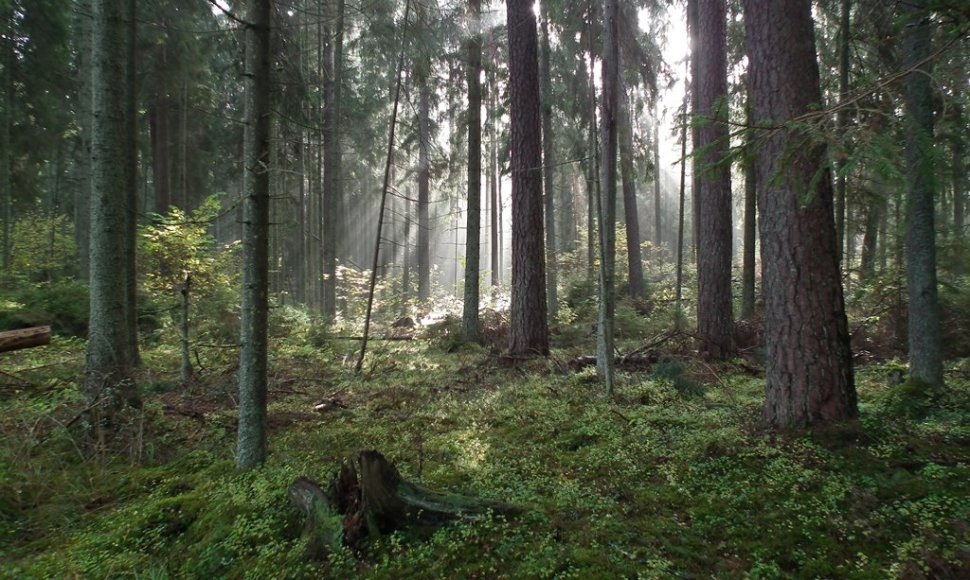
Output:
[[416, 62, 432, 302], [740, 89, 757, 319], [694, 0, 733, 359], [506, 0, 549, 357], [597, 0, 619, 393], [322, 0, 345, 321], [903, 0, 944, 387], [744, 0, 857, 427], [462, 0, 482, 342], [86, 0, 139, 408], [236, 0, 272, 470]]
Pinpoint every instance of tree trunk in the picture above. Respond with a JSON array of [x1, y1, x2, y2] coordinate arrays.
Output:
[[740, 89, 757, 319], [951, 102, 965, 278], [675, 94, 688, 325], [73, 0, 92, 282], [619, 92, 645, 301], [903, 0, 944, 387], [597, 0, 619, 395], [87, 0, 139, 408], [489, 38, 500, 288], [539, 1, 558, 321], [694, 0, 734, 360], [860, 194, 881, 283], [123, 0, 139, 367], [236, 0, 272, 470], [179, 272, 193, 386], [417, 71, 431, 301], [653, 106, 662, 247], [322, 0, 344, 322], [506, 0, 549, 357], [462, 0, 482, 342], [835, 0, 851, 263], [744, 0, 857, 427], [1, 7, 12, 276]]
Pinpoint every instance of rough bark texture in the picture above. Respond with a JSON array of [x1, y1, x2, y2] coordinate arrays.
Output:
[[462, 0, 482, 342], [123, 0, 139, 367], [73, 0, 92, 281], [694, 0, 734, 360], [506, 0, 549, 357], [539, 2, 558, 320], [1, 6, 12, 275], [0, 326, 51, 353], [744, 0, 857, 427], [903, 0, 944, 387], [954, 103, 966, 277], [236, 0, 272, 469], [86, 0, 138, 405], [619, 94, 645, 301], [597, 0, 618, 394]]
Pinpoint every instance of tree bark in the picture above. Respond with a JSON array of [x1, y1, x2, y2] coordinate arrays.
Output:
[[506, 0, 549, 357], [417, 69, 431, 301], [539, 1, 558, 321], [321, 0, 344, 321], [835, 0, 851, 263], [954, 103, 966, 277], [236, 0, 272, 470], [903, 0, 944, 387], [87, 0, 138, 407], [619, 92, 645, 301], [597, 0, 619, 394], [653, 106, 662, 247], [462, 0, 482, 342], [744, 0, 857, 427], [740, 87, 757, 320], [0, 326, 51, 353], [694, 0, 734, 360]]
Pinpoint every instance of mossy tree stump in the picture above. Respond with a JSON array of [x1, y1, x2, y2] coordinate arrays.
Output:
[[288, 450, 518, 558]]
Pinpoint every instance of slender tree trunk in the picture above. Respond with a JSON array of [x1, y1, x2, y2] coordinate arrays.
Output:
[[860, 191, 882, 283], [506, 0, 549, 357], [903, 0, 944, 387], [619, 93, 645, 300], [688, 0, 700, 264], [124, 0, 139, 366], [597, 0, 619, 394], [87, 0, 138, 408], [462, 0, 482, 342], [653, 106, 662, 247], [237, 0, 272, 470], [744, 0, 856, 427], [539, 1, 558, 321], [675, 97, 688, 324], [585, 10, 600, 294], [489, 40, 500, 289], [180, 272, 193, 386], [835, 0, 851, 263], [695, 0, 734, 360], [741, 89, 757, 319], [74, 0, 92, 282], [417, 72, 431, 301], [322, 0, 343, 321], [952, 103, 965, 277]]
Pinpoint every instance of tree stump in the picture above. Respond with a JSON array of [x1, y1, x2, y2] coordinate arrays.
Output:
[[289, 450, 519, 558]]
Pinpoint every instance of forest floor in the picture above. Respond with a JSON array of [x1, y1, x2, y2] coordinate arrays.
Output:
[[1, 316, 969, 579]]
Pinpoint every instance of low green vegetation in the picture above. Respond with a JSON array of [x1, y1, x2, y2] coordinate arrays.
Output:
[[1, 313, 968, 578]]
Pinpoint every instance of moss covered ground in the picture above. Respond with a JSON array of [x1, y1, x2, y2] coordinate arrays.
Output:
[[1, 323, 968, 579]]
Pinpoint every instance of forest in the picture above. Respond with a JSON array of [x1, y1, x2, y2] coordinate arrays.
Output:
[[1, 0, 968, 577]]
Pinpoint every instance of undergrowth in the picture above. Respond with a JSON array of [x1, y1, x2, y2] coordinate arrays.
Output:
[[1, 323, 968, 578]]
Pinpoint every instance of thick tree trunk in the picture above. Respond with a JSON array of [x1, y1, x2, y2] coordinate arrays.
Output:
[[954, 104, 966, 277], [462, 0, 482, 342], [597, 0, 619, 394], [1, 7, 11, 276], [123, 0, 139, 367], [619, 93, 645, 301], [506, 0, 549, 357], [744, 0, 857, 427], [694, 0, 734, 360], [237, 0, 272, 469], [903, 0, 944, 387], [539, 2, 558, 321], [87, 0, 138, 407], [73, 0, 92, 281]]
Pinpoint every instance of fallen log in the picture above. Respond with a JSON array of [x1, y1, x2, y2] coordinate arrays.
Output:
[[289, 450, 519, 558], [0, 326, 51, 354]]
